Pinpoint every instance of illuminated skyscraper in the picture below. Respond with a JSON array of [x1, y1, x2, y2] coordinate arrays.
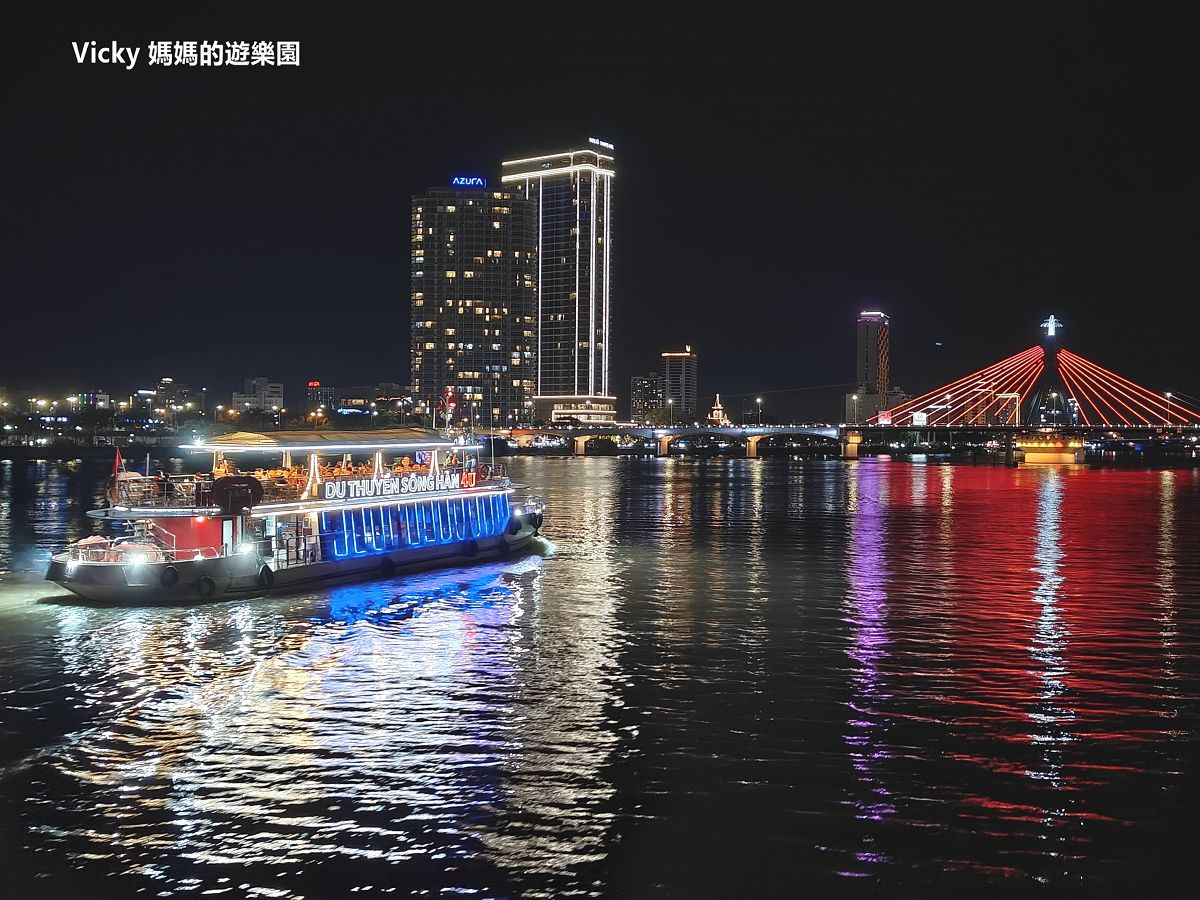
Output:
[[661, 346, 699, 419], [502, 139, 616, 423], [855, 311, 890, 402], [630, 371, 664, 422], [846, 311, 892, 423], [410, 184, 537, 426]]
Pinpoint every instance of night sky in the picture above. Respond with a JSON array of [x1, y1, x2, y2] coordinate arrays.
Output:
[[3, 8, 1192, 420]]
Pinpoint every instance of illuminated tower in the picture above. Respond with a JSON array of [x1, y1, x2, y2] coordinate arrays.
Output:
[[1026, 313, 1076, 425], [410, 182, 537, 426], [501, 139, 616, 424], [661, 346, 699, 418], [855, 311, 890, 402], [846, 311, 891, 422]]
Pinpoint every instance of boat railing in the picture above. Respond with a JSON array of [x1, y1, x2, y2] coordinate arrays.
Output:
[[112, 474, 206, 508], [110, 463, 508, 510], [65, 537, 224, 564]]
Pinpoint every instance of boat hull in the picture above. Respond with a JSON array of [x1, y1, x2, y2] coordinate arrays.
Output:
[[46, 526, 540, 605]]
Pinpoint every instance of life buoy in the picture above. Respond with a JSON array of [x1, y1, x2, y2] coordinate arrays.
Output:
[[197, 575, 216, 597], [507, 517, 522, 535], [477, 463, 491, 481], [464, 539, 479, 558], [160, 565, 180, 588], [380, 557, 397, 578], [258, 566, 275, 588]]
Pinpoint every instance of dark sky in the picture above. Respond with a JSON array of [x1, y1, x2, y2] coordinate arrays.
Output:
[[2, 7, 1193, 420]]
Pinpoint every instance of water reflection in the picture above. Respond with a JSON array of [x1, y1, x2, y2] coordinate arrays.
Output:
[[1, 457, 1198, 894], [1026, 469, 1072, 788], [842, 462, 895, 875]]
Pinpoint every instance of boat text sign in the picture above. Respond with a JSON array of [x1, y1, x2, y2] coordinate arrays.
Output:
[[323, 471, 461, 501]]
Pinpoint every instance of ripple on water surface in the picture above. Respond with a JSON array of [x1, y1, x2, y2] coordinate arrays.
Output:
[[1, 457, 1198, 896]]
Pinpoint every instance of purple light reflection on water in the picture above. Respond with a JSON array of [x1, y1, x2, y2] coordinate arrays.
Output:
[[841, 461, 895, 868]]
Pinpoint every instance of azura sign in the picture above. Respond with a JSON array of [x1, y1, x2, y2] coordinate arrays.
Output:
[[323, 471, 460, 501], [450, 176, 486, 187]]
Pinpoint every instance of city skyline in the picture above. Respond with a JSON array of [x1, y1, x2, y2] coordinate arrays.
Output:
[[2, 9, 1195, 421]]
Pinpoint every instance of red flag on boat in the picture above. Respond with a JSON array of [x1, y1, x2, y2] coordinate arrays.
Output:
[[113, 448, 123, 477]]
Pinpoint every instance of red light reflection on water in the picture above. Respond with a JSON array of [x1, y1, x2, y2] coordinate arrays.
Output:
[[840, 462, 1200, 882]]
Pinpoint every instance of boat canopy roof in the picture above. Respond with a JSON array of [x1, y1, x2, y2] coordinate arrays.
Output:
[[182, 428, 454, 453]]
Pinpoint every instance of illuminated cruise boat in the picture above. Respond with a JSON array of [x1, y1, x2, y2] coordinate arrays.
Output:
[[46, 429, 545, 603]]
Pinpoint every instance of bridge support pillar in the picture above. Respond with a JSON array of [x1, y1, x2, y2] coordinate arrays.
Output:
[[746, 435, 763, 458], [842, 430, 863, 459], [657, 436, 672, 457], [573, 435, 591, 456]]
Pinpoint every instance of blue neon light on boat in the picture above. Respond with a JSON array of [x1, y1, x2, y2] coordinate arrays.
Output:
[[319, 495, 511, 560]]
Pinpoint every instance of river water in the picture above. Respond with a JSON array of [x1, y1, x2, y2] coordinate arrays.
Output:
[[0, 456, 1197, 897]]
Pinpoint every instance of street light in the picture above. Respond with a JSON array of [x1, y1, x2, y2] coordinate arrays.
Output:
[[756, 397, 763, 426], [851, 393, 858, 425], [1166, 391, 1173, 427], [668, 398, 674, 426]]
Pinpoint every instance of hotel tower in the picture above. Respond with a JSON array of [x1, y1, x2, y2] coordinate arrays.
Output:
[[501, 139, 616, 423]]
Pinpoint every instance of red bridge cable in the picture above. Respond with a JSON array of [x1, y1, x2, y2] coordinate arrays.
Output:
[[1055, 354, 1111, 426], [1011, 360, 1046, 420], [1061, 349, 1200, 422], [956, 358, 1040, 425], [912, 354, 1042, 425], [880, 345, 1041, 417], [1058, 354, 1134, 425], [1054, 359, 1093, 426], [877, 346, 1042, 421], [979, 356, 1044, 420], [1061, 350, 1195, 424], [1059, 353, 1136, 426], [1061, 351, 1174, 423], [1060, 348, 1190, 413], [945, 355, 1041, 427], [1057, 352, 1143, 425]]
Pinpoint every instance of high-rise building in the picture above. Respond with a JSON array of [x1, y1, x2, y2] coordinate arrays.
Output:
[[630, 371, 664, 422], [156, 377, 195, 409], [410, 185, 537, 427], [232, 377, 284, 411], [662, 346, 699, 419], [501, 140, 616, 424], [846, 311, 892, 423], [855, 311, 890, 400]]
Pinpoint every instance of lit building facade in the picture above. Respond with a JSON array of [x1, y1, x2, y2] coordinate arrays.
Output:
[[232, 377, 284, 411], [846, 311, 891, 423], [501, 140, 616, 423], [156, 377, 196, 409], [630, 371, 664, 422], [305, 380, 335, 412], [410, 186, 537, 427], [855, 311, 890, 400], [662, 345, 699, 419]]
